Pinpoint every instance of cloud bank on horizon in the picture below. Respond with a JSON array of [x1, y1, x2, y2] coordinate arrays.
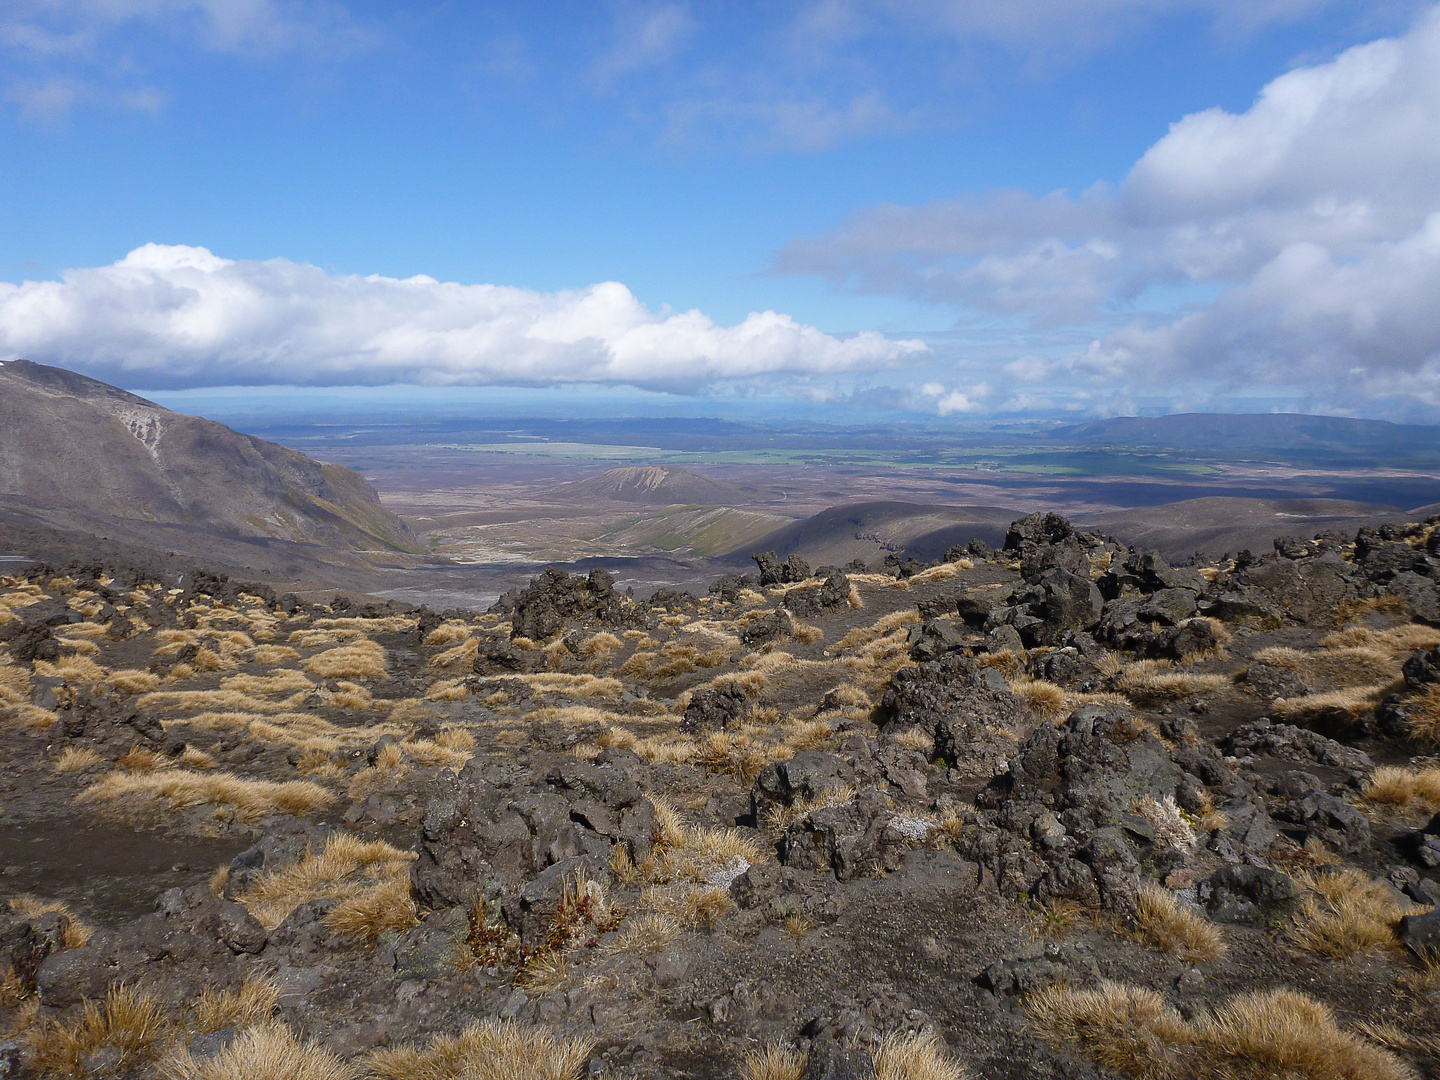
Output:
[[0, 244, 922, 390]]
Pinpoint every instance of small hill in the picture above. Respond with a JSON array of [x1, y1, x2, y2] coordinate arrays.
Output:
[[551, 466, 747, 505], [0, 359, 418, 553], [741, 502, 1021, 567]]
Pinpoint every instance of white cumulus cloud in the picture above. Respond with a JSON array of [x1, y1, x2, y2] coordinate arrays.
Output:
[[778, 4, 1440, 412], [0, 244, 926, 391]]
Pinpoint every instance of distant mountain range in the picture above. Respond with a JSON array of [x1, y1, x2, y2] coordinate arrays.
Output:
[[1054, 413, 1440, 464], [0, 359, 418, 555]]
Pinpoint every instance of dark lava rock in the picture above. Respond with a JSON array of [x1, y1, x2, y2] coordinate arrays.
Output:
[[507, 566, 634, 641], [1398, 909, 1440, 959], [680, 684, 749, 735], [1204, 865, 1302, 927], [1275, 790, 1372, 855], [410, 753, 653, 925], [784, 568, 852, 618], [880, 655, 1027, 774]]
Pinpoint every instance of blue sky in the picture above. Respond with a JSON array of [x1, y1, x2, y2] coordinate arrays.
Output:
[[2, 2, 1438, 420]]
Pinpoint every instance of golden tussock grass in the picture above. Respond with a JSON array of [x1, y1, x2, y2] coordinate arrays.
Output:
[[430, 637, 479, 671], [424, 678, 471, 701], [315, 615, 415, 633], [1253, 645, 1394, 686], [631, 735, 697, 765], [110, 668, 161, 694], [303, 639, 387, 679], [237, 832, 417, 933], [8, 896, 92, 948], [400, 736, 473, 770], [1361, 764, 1440, 812], [53, 746, 104, 772], [222, 670, 315, 695], [743, 1033, 968, 1080], [907, 562, 969, 584], [0, 659, 30, 702], [180, 746, 216, 770], [1272, 683, 1395, 721], [1115, 660, 1230, 701], [834, 610, 920, 651], [56, 636, 100, 655], [1131, 882, 1226, 962], [691, 729, 778, 782], [423, 621, 474, 646], [1396, 684, 1440, 748], [871, 1030, 971, 1080], [189, 973, 280, 1032], [1027, 981, 1415, 1080], [138, 688, 310, 716], [508, 672, 624, 700], [790, 618, 825, 644], [1291, 868, 1414, 958], [743, 1044, 806, 1080], [161, 1022, 354, 1080], [1321, 622, 1440, 656], [3, 704, 60, 731], [366, 1019, 593, 1080], [1009, 677, 1067, 720], [249, 645, 300, 664], [79, 769, 334, 823], [602, 912, 681, 956], [34, 655, 109, 685], [25, 983, 170, 1077], [117, 745, 167, 772]]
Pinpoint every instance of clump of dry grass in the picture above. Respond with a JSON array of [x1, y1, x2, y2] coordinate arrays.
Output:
[[1396, 684, 1440, 749], [1009, 677, 1066, 720], [78, 770, 334, 823], [236, 832, 417, 933], [250, 644, 300, 664], [1131, 883, 1225, 962], [110, 669, 161, 695], [424, 621, 474, 646], [1291, 868, 1411, 958], [117, 745, 167, 772], [1321, 622, 1440, 656], [26, 983, 170, 1077], [1115, 660, 1230, 701], [302, 639, 387, 679], [602, 912, 681, 956], [871, 1030, 970, 1080], [742, 1043, 806, 1080], [161, 1022, 354, 1080], [1361, 764, 1440, 812], [8, 896, 93, 948], [53, 746, 104, 772], [189, 974, 281, 1032], [430, 637, 479, 671], [366, 1020, 593, 1080], [1028, 981, 1414, 1080], [1272, 683, 1395, 723]]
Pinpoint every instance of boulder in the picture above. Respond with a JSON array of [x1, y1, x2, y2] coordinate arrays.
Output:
[[680, 685, 749, 735], [1204, 865, 1302, 927]]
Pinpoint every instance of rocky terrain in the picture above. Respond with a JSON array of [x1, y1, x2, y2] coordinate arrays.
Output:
[[2, 511, 1440, 1079]]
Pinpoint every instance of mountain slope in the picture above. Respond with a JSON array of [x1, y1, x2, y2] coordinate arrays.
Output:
[[0, 359, 419, 553], [740, 502, 1021, 567]]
